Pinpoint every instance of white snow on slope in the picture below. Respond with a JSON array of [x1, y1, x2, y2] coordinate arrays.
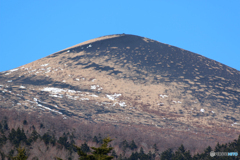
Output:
[[42, 87, 66, 93], [41, 87, 79, 94], [106, 93, 122, 100], [10, 68, 19, 72], [80, 98, 89, 101], [90, 85, 102, 90], [89, 94, 98, 98], [5, 68, 19, 75], [41, 63, 49, 66], [49, 94, 63, 98], [91, 85, 97, 89], [159, 94, 168, 98], [119, 102, 126, 107]]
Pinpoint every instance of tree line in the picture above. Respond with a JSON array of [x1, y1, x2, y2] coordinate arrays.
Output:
[[0, 120, 239, 160]]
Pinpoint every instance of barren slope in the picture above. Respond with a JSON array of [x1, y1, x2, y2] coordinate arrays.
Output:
[[0, 34, 240, 148]]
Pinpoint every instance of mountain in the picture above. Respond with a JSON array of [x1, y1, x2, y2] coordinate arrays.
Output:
[[0, 34, 239, 152]]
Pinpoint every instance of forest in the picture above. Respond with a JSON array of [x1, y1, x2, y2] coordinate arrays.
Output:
[[0, 108, 239, 160]]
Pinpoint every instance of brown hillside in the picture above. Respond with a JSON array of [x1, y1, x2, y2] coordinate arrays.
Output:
[[0, 34, 239, 153]]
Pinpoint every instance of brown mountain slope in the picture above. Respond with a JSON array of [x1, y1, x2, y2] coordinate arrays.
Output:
[[0, 34, 239, 151]]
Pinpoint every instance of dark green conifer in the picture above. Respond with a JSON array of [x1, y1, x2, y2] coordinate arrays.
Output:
[[93, 136, 99, 144], [8, 128, 16, 142], [8, 149, 14, 158], [111, 150, 118, 159], [121, 140, 129, 156], [0, 134, 7, 146], [172, 144, 192, 160], [98, 133, 103, 144], [23, 120, 28, 125], [12, 146, 28, 160], [42, 133, 54, 146], [139, 147, 144, 155], [3, 120, 9, 130], [40, 123, 44, 129], [215, 142, 221, 152], [81, 142, 90, 153], [129, 140, 137, 150], [58, 134, 69, 149], [30, 130, 39, 142], [117, 154, 123, 160], [160, 148, 173, 160], [31, 125, 35, 130], [147, 151, 153, 160], [128, 152, 138, 160], [153, 143, 159, 153], [236, 135, 240, 153], [201, 146, 212, 159], [74, 136, 114, 160]]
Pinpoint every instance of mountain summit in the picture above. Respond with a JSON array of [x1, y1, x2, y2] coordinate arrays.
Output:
[[1, 34, 239, 150]]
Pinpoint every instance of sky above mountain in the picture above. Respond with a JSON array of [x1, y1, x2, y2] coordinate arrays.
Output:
[[0, 0, 239, 72]]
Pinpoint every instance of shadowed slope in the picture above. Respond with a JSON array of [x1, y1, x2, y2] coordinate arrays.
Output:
[[47, 34, 240, 109]]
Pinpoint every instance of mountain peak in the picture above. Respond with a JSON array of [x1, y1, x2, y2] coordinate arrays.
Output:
[[1, 34, 239, 150]]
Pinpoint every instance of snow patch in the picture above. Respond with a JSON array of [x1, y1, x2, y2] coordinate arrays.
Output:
[[80, 98, 89, 101], [41, 63, 49, 67], [89, 94, 98, 98], [49, 94, 63, 98], [159, 94, 168, 98], [68, 90, 76, 93], [42, 87, 66, 93], [106, 93, 121, 100], [200, 109, 205, 112], [91, 85, 97, 89], [10, 68, 19, 72], [119, 102, 126, 107]]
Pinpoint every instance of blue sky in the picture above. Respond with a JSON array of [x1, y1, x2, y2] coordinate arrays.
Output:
[[0, 0, 239, 72]]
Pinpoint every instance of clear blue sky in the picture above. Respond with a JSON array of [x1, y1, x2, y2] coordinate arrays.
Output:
[[0, 0, 239, 72]]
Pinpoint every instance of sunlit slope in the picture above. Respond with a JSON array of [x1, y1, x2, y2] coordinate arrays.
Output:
[[0, 34, 239, 146]]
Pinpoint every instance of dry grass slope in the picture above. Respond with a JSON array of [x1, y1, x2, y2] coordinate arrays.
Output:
[[0, 34, 239, 154]]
